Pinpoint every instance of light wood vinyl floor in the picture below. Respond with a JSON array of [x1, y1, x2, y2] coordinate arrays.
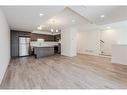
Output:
[[1, 54, 127, 89]]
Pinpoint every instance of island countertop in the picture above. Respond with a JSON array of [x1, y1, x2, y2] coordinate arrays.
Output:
[[33, 45, 54, 48]]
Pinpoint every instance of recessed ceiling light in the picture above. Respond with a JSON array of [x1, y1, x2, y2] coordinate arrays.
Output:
[[72, 19, 76, 23], [100, 15, 105, 18], [56, 30, 58, 32], [106, 26, 111, 29], [37, 26, 42, 30], [39, 13, 44, 17], [51, 29, 54, 32]]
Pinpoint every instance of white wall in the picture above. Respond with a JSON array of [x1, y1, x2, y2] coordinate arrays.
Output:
[[61, 27, 77, 57], [77, 28, 100, 56], [77, 20, 127, 56], [101, 20, 127, 55], [0, 9, 10, 84], [112, 44, 127, 65]]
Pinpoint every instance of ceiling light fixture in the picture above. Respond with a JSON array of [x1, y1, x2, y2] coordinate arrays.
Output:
[[72, 19, 76, 23], [51, 29, 54, 32], [106, 26, 111, 29], [39, 13, 44, 17], [100, 15, 105, 18], [56, 29, 58, 32], [37, 26, 42, 30]]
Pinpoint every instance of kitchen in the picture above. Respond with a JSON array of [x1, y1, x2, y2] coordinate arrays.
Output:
[[11, 30, 61, 58]]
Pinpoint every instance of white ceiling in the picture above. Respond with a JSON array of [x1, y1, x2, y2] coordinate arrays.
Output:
[[1, 6, 65, 31], [1, 6, 127, 32], [70, 6, 127, 25], [40, 7, 88, 31]]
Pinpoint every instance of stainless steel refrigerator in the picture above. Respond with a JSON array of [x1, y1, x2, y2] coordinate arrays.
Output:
[[19, 37, 30, 56]]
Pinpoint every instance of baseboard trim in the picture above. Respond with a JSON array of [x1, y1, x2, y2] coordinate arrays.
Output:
[[0, 58, 10, 85], [78, 53, 111, 58]]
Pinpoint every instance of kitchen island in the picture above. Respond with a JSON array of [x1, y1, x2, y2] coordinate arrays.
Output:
[[30, 41, 60, 58], [34, 46, 54, 58]]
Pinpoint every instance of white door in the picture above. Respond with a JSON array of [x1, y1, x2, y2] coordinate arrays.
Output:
[[100, 30, 114, 56]]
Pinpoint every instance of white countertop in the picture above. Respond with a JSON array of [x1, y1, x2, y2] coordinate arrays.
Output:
[[33, 45, 54, 48], [30, 41, 59, 48]]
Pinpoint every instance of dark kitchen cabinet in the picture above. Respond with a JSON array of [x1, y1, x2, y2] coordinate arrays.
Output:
[[11, 31, 19, 57], [11, 30, 31, 58], [30, 33, 54, 41], [54, 34, 61, 42]]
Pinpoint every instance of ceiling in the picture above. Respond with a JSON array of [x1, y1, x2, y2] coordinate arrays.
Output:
[[70, 6, 127, 25], [1, 6, 127, 32], [40, 7, 88, 31], [1, 6, 65, 31]]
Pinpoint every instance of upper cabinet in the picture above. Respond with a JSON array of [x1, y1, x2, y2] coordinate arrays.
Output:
[[54, 34, 61, 42]]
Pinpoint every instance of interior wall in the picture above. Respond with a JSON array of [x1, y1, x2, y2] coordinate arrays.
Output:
[[61, 27, 77, 57], [77, 29, 100, 56], [77, 20, 127, 56], [0, 9, 10, 84], [101, 20, 127, 55]]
